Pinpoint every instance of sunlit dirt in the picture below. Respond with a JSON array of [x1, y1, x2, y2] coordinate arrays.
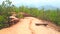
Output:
[[0, 17, 60, 34]]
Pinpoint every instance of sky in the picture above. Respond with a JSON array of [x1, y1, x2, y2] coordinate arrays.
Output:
[[0, 0, 60, 8]]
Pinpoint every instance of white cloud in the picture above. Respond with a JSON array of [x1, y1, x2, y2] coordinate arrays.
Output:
[[10, 0, 60, 5], [0, 0, 60, 7]]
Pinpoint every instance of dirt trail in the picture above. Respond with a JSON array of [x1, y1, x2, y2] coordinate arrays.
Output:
[[0, 17, 60, 34]]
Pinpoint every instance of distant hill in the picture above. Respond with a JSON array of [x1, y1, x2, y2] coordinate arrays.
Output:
[[39, 5, 58, 10]]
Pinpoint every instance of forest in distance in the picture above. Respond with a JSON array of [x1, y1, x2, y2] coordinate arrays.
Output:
[[0, 0, 60, 29]]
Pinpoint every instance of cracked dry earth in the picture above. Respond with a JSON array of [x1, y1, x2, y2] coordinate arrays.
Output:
[[0, 17, 60, 34]]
